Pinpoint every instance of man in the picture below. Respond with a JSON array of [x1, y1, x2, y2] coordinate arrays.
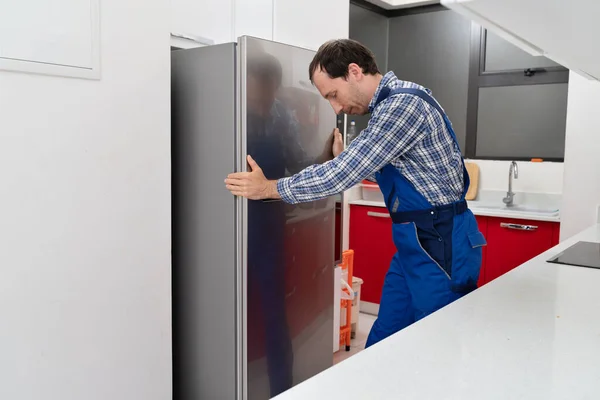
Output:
[[225, 39, 486, 348]]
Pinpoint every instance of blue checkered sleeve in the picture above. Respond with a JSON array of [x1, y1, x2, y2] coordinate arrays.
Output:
[[277, 94, 428, 204]]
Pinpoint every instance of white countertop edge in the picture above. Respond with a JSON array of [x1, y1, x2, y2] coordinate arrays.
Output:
[[349, 199, 561, 222], [273, 223, 600, 400]]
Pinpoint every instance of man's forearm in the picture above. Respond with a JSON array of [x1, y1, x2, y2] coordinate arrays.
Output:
[[315, 150, 334, 165]]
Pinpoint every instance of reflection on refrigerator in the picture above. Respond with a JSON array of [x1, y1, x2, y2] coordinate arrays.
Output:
[[172, 36, 339, 399]]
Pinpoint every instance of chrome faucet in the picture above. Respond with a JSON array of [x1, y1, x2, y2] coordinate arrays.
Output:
[[503, 161, 519, 207]]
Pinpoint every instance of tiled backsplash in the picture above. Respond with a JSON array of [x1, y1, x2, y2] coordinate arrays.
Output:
[[466, 159, 564, 194]]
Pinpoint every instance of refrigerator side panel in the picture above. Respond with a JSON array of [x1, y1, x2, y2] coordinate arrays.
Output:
[[240, 36, 336, 400], [171, 44, 238, 400]]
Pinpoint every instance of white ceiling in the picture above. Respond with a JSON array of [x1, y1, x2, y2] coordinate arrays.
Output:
[[364, 0, 439, 10]]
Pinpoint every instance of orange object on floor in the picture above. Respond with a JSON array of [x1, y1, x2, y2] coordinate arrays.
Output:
[[338, 250, 354, 352]]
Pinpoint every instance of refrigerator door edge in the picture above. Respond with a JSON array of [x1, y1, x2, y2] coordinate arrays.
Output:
[[235, 37, 249, 400]]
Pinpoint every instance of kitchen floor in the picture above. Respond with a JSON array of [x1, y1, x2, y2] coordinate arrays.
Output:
[[333, 312, 377, 364]]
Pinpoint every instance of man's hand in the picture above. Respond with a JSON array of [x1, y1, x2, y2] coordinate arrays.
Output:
[[332, 127, 344, 157], [225, 156, 281, 200], [317, 127, 345, 164]]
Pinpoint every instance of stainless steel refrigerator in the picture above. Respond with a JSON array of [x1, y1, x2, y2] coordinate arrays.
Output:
[[171, 36, 340, 400]]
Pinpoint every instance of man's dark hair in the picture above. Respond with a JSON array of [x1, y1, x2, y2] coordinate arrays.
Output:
[[308, 39, 380, 83]]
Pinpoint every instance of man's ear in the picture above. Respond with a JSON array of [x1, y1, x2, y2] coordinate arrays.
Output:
[[347, 63, 363, 81]]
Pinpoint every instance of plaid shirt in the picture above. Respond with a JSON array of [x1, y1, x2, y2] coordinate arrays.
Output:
[[276, 72, 464, 206]]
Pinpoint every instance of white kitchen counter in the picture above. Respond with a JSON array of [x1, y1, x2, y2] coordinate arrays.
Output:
[[274, 223, 600, 399]]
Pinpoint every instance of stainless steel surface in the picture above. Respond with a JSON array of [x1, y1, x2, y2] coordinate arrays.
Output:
[[503, 161, 519, 206], [171, 43, 238, 400], [173, 37, 336, 400], [237, 37, 248, 400], [241, 37, 335, 400], [500, 222, 538, 231], [367, 211, 391, 219]]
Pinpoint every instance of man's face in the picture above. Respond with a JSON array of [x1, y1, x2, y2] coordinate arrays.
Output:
[[312, 64, 371, 116]]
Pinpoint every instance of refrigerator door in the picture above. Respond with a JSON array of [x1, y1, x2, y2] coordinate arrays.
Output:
[[238, 36, 336, 400], [171, 44, 240, 400]]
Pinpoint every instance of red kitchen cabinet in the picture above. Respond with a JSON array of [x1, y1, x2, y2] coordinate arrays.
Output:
[[484, 217, 557, 283], [349, 205, 561, 300], [349, 205, 396, 304], [552, 223, 561, 246]]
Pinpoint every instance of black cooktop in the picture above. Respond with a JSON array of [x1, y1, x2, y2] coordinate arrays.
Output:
[[547, 241, 600, 269]]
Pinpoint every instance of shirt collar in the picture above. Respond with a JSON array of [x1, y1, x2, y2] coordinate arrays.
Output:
[[368, 71, 397, 113]]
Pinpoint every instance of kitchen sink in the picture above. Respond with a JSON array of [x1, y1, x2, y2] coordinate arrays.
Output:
[[467, 190, 561, 216]]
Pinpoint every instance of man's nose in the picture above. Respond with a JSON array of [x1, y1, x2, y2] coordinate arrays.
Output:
[[331, 101, 343, 115]]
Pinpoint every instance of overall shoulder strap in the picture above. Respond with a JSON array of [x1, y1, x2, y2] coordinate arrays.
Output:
[[386, 88, 446, 119], [377, 86, 460, 146], [376, 87, 446, 122]]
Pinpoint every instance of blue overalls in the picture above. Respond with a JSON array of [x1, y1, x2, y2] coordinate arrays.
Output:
[[365, 87, 487, 348]]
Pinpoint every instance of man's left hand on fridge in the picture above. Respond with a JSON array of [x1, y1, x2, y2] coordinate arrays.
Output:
[[225, 155, 281, 200], [332, 128, 344, 158]]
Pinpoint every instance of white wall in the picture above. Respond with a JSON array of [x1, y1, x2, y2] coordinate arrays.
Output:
[[171, 0, 234, 43], [466, 159, 564, 194], [0, 1, 172, 399], [171, 0, 350, 50], [274, 0, 350, 51], [560, 72, 600, 240]]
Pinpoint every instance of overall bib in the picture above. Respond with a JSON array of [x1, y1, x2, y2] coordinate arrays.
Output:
[[365, 87, 487, 348]]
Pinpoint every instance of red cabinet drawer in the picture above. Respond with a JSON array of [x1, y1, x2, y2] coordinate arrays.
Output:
[[349, 205, 396, 304], [485, 217, 557, 283]]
